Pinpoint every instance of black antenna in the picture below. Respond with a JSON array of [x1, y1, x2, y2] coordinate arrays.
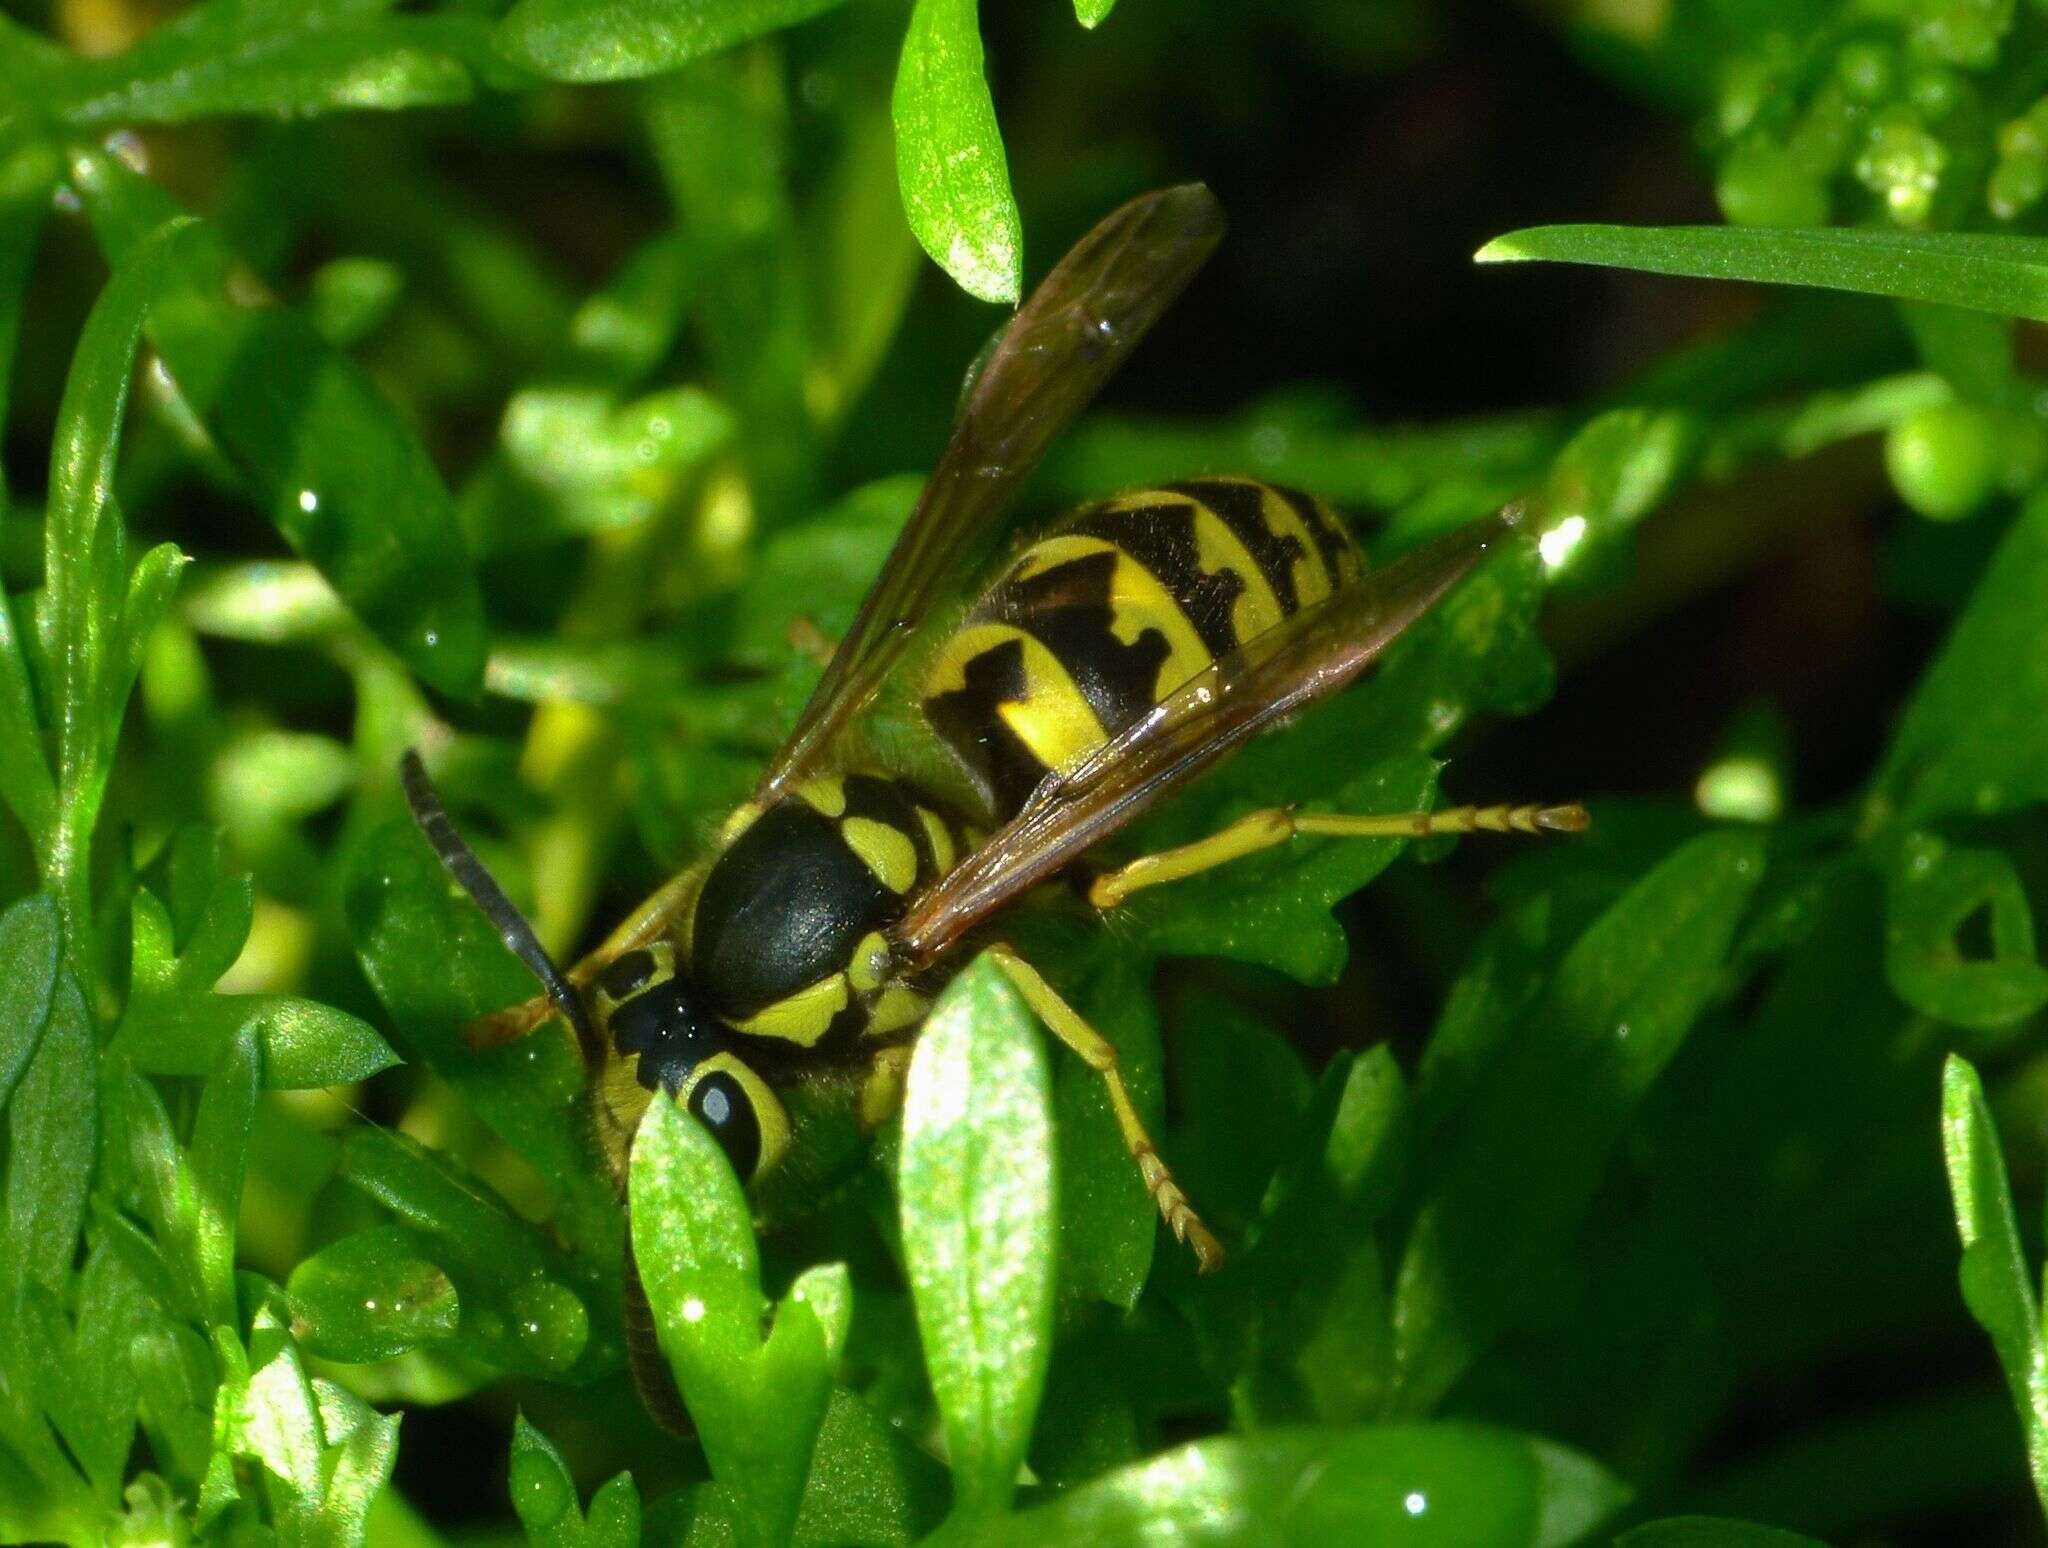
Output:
[[399, 749, 596, 1057]]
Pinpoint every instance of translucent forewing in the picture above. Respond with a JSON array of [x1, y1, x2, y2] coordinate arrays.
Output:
[[758, 184, 1227, 800], [892, 514, 1511, 968]]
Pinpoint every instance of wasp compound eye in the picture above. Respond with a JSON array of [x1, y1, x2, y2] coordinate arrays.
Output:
[[689, 1069, 763, 1182]]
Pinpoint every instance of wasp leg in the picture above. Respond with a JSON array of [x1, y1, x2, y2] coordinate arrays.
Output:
[[987, 944, 1224, 1273], [1088, 800, 1589, 910], [465, 866, 706, 1052]]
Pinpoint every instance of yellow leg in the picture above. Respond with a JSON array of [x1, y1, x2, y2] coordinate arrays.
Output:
[[465, 866, 706, 1051], [1088, 800, 1589, 909], [988, 944, 1224, 1274]]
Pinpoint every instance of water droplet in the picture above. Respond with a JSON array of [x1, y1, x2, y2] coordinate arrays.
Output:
[[1615, 1022, 1632, 1041], [681, 1295, 707, 1324], [296, 488, 319, 514], [1538, 513, 1589, 571], [1404, 1491, 1427, 1516]]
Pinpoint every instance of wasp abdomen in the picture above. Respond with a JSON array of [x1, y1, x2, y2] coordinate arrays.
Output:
[[922, 478, 1361, 818]]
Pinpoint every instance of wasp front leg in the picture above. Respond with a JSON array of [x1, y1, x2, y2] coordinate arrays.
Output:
[[986, 944, 1224, 1273], [1087, 800, 1589, 910]]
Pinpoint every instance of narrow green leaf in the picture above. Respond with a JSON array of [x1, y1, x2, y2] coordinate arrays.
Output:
[[52, 1239, 150, 1498], [631, 1099, 832, 1548], [1393, 831, 1765, 1412], [310, 1411, 400, 1548], [1873, 486, 2048, 827], [0, 150, 56, 845], [900, 953, 1055, 1519], [58, 13, 487, 126], [44, 212, 192, 943], [509, 1414, 582, 1544], [1074, 0, 1117, 28], [497, 0, 847, 82], [2, 976, 96, 1301], [1479, 223, 2048, 322], [0, 892, 60, 1116], [645, 62, 820, 525], [1940, 1054, 2048, 1514], [893, 0, 1022, 304], [119, 988, 398, 1090], [943, 1423, 1628, 1547], [189, 1026, 261, 1329], [231, 1309, 326, 1501], [70, 150, 488, 698], [1617, 1521, 1830, 1548]]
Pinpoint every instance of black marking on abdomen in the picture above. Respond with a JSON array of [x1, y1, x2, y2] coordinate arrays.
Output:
[[1167, 479, 1308, 614], [1065, 501, 1243, 656], [923, 636, 1060, 817], [993, 548, 1171, 736]]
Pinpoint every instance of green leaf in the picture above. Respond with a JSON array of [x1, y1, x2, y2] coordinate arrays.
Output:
[[1872, 486, 2048, 827], [1479, 224, 2048, 322], [644, 61, 820, 525], [1940, 1054, 2048, 1515], [1885, 837, 2048, 1030], [1392, 830, 1765, 1412], [57, 11, 489, 126], [2, 976, 96, 1301], [1108, 753, 1440, 983], [1616, 1521, 1830, 1548], [288, 1226, 460, 1365], [942, 1423, 1628, 1547], [311, 1410, 401, 1548], [893, 0, 1022, 304], [0, 151, 55, 845], [630, 1099, 833, 1548], [1074, 0, 1117, 28], [497, 0, 847, 82], [1050, 947, 1160, 1310], [0, 892, 60, 1116], [900, 953, 1055, 1520], [510, 1414, 639, 1548], [44, 211, 193, 949], [189, 1026, 261, 1328], [344, 814, 609, 1238], [70, 149, 488, 699]]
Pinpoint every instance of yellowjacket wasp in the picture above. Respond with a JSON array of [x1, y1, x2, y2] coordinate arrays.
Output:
[[401, 183, 1584, 1428]]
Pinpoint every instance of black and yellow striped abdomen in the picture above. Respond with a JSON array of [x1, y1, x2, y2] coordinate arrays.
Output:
[[922, 478, 1362, 818]]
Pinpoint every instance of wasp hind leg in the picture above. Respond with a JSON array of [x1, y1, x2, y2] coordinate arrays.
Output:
[[1087, 800, 1589, 910], [987, 944, 1224, 1273]]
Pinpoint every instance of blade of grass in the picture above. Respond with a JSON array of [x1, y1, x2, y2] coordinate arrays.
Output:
[[893, 0, 1022, 304], [1479, 224, 2048, 322], [1940, 1054, 2048, 1516]]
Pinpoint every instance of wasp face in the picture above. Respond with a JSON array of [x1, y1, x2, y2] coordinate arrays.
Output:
[[587, 942, 792, 1185]]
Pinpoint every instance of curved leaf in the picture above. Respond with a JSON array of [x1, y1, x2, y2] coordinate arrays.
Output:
[[498, 0, 847, 82]]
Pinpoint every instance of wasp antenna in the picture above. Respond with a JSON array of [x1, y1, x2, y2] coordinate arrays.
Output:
[[398, 749, 596, 1059]]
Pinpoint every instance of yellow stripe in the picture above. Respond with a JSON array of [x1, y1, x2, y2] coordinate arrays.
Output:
[[1012, 530, 1212, 699], [1190, 502, 1284, 643], [796, 777, 847, 817], [866, 985, 929, 1035], [926, 622, 1107, 776], [717, 801, 764, 848], [1252, 482, 1336, 609], [731, 973, 849, 1047], [843, 817, 919, 893]]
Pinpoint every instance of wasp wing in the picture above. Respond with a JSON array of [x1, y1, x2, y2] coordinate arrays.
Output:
[[893, 514, 1513, 969], [758, 183, 1226, 800]]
